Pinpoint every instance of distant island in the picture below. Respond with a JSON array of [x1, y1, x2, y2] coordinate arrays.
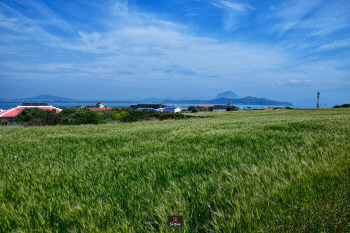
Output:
[[21, 94, 75, 102], [163, 96, 292, 106], [0, 92, 292, 106], [216, 91, 239, 99]]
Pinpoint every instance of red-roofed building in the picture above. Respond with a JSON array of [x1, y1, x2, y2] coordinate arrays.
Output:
[[85, 106, 100, 110], [85, 103, 112, 111], [0, 105, 62, 118]]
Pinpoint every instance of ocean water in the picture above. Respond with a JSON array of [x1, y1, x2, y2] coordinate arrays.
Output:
[[0, 102, 322, 110]]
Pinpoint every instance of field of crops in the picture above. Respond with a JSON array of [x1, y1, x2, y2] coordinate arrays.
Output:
[[0, 109, 349, 232]]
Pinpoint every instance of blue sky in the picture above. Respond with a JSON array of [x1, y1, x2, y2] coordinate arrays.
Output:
[[0, 0, 349, 106]]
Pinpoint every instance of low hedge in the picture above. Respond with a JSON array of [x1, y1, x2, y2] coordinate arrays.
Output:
[[15, 108, 102, 126], [14, 108, 187, 126], [119, 111, 187, 123]]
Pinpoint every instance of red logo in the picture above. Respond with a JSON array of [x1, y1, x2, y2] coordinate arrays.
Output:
[[167, 216, 183, 227]]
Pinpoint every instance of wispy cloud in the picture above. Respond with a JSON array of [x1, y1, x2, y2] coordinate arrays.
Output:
[[0, 2, 39, 34], [270, 0, 350, 36], [0, 61, 75, 71], [213, 0, 252, 11], [0, 2, 65, 48], [270, 0, 324, 35], [316, 38, 350, 51], [14, 0, 74, 32], [211, 0, 255, 31], [0, 0, 346, 85], [65, 24, 288, 84], [300, 1, 350, 36], [0, 0, 349, 101], [0, 3, 290, 86], [112, 0, 129, 16]]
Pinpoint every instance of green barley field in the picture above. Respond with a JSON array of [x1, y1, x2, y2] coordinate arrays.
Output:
[[0, 109, 349, 232]]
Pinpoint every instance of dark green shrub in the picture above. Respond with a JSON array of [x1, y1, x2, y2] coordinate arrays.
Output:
[[14, 108, 185, 126], [60, 108, 101, 125], [15, 108, 60, 126], [191, 108, 199, 113], [15, 108, 103, 126], [334, 104, 350, 108]]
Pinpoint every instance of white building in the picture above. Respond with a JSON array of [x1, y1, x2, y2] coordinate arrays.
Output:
[[97, 103, 105, 108], [163, 107, 182, 113]]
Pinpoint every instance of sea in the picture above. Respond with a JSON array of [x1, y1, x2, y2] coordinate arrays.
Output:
[[0, 102, 325, 110]]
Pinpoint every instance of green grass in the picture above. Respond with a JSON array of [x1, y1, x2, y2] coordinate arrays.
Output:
[[0, 109, 349, 232]]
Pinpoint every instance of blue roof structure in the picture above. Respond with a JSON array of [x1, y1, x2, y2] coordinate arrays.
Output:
[[164, 108, 176, 110], [137, 109, 161, 112]]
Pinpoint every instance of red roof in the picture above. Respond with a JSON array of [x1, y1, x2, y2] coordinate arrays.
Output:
[[86, 106, 111, 110], [0, 106, 62, 118]]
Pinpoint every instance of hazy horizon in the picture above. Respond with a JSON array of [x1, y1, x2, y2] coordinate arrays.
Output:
[[0, 0, 349, 107]]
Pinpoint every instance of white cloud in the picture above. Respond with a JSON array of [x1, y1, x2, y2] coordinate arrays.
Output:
[[212, 0, 254, 12], [270, 0, 323, 35], [288, 79, 314, 83], [300, 1, 350, 36], [0, 2, 36, 33], [0, 61, 75, 72], [218, 1, 245, 11], [0, 2, 65, 47], [211, 0, 255, 31], [112, 0, 128, 15], [316, 38, 350, 51], [1, 0, 349, 100], [270, 0, 350, 36], [14, 0, 73, 32], [63, 24, 288, 84], [1, 0, 345, 87]]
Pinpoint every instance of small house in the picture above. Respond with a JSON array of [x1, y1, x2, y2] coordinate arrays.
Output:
[[209, 105, 226, 112], [86, 103, 111, 110], [97, 103, 105, 108], [197, 106, 212, 111], [131, 104, 167, 111], [163, 107, 181, 113], [85, 106, 100, 110]]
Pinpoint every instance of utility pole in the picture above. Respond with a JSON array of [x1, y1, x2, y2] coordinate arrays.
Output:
[[317, 91, 320, 109]]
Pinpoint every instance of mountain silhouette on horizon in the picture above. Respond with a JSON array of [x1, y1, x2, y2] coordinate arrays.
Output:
[[216, 91, 239, 99], [21, 94, 75, 102], [0, 93, 292, 106]]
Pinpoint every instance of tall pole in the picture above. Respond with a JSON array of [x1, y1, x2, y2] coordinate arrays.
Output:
[[317, 91, 320, 109]]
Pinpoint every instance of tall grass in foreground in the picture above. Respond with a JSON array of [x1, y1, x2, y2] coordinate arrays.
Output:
[[0, 109, 349, 232]]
